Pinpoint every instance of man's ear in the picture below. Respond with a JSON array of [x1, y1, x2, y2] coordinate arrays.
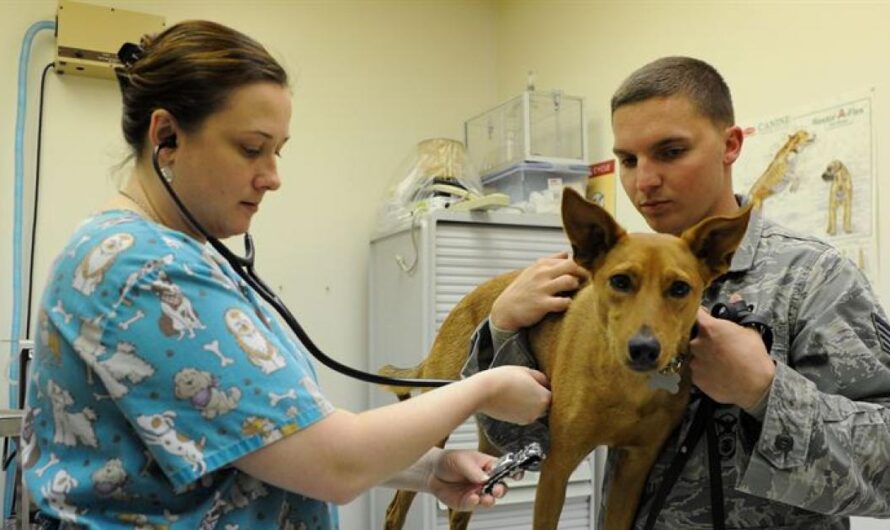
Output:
[[561, 188, 625, 270], [680, 203, 752, 283], [723, 125, 744, 166]]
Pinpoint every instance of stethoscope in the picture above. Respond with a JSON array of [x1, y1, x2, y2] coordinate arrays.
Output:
[[151, 139, 451, 388]]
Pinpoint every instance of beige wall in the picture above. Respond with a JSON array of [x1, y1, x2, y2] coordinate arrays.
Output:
[[0, 0, 498, 525], [493, 0, 889, 307], [2, 1, 888, 528]]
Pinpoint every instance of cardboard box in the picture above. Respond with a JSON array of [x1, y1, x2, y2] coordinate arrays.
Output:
[[587, 159, 617, 214]]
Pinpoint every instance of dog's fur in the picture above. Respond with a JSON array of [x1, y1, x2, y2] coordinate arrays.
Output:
[[749, 129, 814, 208], [378, 189, 751, 530], [822, 159, 853, 235]]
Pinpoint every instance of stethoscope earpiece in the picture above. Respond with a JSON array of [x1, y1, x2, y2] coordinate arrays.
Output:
[[159, 135, 178, 150], [159, 166, 174, 184]]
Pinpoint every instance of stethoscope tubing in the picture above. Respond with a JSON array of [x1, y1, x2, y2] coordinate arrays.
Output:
[[151, 144, 452, 388]]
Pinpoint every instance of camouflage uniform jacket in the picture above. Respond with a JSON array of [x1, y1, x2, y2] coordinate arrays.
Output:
[[461, 203, 890, 529]]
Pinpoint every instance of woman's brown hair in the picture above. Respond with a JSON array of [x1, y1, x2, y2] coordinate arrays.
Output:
[[116, 20, 288, 158]]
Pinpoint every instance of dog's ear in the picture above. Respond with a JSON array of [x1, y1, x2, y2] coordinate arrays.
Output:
[[681, 203, 752, 282], [561, 188, 626, 270]]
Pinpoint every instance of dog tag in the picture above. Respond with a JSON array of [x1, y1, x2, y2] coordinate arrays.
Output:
[[649, 372, 680, 394]]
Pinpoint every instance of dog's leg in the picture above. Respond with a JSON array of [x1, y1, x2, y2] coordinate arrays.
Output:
[[384, 490, 418, 530], [448, 510, 472, 529], [532, 410, 599, 530], [532, 439, 591, 530], [601, 407, 680, 530], [601, 444, 661, 530], [827, 188, 838, 236]]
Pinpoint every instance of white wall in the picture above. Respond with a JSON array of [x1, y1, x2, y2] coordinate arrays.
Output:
[[0, 0, 498, 526], [493, 2, 889, 529]]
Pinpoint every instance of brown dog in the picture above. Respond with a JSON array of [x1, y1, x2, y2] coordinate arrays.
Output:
[[379, 188, 751, 530]]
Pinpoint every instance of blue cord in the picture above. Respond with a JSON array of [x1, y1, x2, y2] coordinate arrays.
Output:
[[7, 19, 55, 521]]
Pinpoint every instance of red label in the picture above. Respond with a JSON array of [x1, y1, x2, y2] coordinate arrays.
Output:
[[590, 159, 615, 176]]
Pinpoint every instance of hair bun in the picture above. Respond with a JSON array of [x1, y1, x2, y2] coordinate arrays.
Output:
[[139, 33, 157, 52], [117, 42, 144, 69]]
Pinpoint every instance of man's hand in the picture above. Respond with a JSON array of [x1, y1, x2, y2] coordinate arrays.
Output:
[[491, 251, 589, 332], [689, 307, 775, 411], [428, 449, 508, 510]]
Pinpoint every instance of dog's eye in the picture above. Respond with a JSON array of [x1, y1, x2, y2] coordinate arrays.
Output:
[[609, 274, 633, 292], [668, 281, 691, 298]]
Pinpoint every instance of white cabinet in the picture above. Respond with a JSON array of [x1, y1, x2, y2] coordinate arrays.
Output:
[[368, 210, 599, 529]]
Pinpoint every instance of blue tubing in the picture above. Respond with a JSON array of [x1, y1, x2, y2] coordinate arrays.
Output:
[[7, 19, 55, 520]]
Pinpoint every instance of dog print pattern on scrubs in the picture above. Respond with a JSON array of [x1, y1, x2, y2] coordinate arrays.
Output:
[[23, 209, 339, 529]]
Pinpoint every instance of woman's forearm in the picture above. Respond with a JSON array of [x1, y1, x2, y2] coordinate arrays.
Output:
[[328, 373, 498, 498], [380, 447, 441, 492]]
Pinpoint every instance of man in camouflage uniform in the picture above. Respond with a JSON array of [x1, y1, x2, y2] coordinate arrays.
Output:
[[461, 56, 890, 528]]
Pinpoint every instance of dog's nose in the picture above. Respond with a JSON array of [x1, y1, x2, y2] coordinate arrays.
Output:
[[628, 333, 661, 370]]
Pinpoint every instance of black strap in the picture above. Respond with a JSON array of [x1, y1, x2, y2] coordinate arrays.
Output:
[[712, 300, 773, 353], [643, 396, 726, 530], [642, 298, 773, 529], [643, 394, 723, 530], [704, 399, 726, 530]]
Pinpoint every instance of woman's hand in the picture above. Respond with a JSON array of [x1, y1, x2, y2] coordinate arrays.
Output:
[[475, 366, 550, 425], [491, 252, 588, 332], [428, 449, 508, 510]]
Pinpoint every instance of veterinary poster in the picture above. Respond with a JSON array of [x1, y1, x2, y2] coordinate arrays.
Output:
[[734, 91, 878, 285]]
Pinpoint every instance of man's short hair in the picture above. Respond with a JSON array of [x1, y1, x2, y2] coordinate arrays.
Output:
[[611, 56, 734, 128]]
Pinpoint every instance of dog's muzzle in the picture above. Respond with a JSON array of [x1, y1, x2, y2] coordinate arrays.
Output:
[[657, 324, 697, 376], [627, 330, 661, 372]]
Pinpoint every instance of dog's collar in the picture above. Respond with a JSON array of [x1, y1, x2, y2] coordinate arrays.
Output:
[[659, 351, 689, 376], [649, 354, 685, 393]]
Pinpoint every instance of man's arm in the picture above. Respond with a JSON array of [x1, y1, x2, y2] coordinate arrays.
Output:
[[461, 252, 588, 455], [461, 319, 552, 456], [736, 249, 890, 516]]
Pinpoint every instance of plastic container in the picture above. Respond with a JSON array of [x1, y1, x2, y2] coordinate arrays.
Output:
[[375, 138, 484, 232], [481, 161, 591, 213], [465, 89, 588, 176]]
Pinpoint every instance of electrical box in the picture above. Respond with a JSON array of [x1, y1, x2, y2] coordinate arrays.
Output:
[[55, 0, 165, 80]]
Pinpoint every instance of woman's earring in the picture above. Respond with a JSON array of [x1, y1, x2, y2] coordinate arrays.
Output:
[[160, 166, 175, 183]]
